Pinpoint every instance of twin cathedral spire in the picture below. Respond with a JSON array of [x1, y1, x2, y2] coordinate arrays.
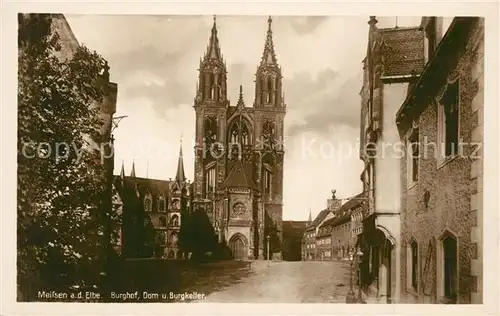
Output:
[[195, 15, 285, 109]]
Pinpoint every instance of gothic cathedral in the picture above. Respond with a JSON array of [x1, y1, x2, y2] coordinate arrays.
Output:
[[192, 16, 286, 260]]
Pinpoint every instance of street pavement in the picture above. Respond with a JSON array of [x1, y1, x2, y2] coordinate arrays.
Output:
[[188, 260, 356, 303]]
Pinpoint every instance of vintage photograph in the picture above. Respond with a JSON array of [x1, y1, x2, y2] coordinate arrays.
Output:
[[16, 13, 484, 304]]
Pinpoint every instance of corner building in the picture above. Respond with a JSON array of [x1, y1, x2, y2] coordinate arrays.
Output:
[[396, 17, 484, 304], [192, 16, 286, 260]]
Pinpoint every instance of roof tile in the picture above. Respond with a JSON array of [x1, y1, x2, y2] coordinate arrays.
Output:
[[380, 27, 425, 77]]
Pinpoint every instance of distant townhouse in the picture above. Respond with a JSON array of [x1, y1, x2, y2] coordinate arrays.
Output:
[[303, 209, 329, 261], [302, 192, 341, 260], [315, 220, 333, 261], [396, 17, 484, 304], [329, 194, 363, 260]]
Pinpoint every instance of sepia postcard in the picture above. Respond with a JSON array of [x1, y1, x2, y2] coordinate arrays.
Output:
[[2, 1, 499, 316]]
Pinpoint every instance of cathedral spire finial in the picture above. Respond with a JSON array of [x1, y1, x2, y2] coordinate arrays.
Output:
[[120, 160, 125, 179], [175, 137, 186, 184], [259, 15, 278, 67], [130, 160, 136, 178], [204, 14, 223, 61], [236, 85, 245, 109]]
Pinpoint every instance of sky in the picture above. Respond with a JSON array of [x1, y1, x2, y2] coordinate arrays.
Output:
[[66, 15, 422, 220]]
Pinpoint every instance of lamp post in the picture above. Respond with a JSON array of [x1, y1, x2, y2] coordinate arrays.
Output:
[[356, 248, 364, 303], [266, 235, 270, 266], [346, 249, 357, 303]]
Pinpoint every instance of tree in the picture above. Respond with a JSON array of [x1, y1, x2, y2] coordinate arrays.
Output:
[[17, 14, 112, 300], [184, 205, 218, 261]]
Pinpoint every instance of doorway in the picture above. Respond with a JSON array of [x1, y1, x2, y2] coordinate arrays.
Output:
[[229, 234, 247, 260], [443, 236, 457, 303]]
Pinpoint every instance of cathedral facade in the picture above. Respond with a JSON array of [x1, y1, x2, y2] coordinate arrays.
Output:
[[192, 16, 286, 260]]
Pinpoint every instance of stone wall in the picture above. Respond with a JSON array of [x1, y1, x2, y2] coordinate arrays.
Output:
[[468, 18, 484, 304], [400, 19, 484, 304]]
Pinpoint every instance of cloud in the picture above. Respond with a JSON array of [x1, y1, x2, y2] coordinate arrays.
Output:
[[289, 16, 329, 35], [65, 14, 372, 220], [285, 69, 362, 137]]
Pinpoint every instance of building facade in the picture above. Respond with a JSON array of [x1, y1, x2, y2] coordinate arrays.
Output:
[[113, 142, 192, 259], [315, 220, 333, 261], [329, 195, 362, 260], [302, 194, 342, 260], [358, 16, 427, 303], [302, 209, 328, 261], [282, 221, 308, 261], [396, 17, 484, 304], [191, 16, 286, 260]]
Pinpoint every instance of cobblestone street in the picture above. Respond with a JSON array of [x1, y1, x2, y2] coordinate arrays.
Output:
[[189, 261, 354, 303]]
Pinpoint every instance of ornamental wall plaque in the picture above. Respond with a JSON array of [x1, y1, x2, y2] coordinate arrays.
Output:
[[232, 202, 247, 216]]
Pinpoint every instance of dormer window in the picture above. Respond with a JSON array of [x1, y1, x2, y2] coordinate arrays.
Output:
[[144, 197, 152, 212]]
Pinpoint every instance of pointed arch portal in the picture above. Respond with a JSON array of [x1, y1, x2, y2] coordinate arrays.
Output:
[[229, 233, 248, 260]]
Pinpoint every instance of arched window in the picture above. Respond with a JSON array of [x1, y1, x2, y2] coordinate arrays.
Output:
[[264, 168, 272, 194], [204, 116, 217, 144], [407, 240, 419, 291], [241, 124, 249, 146], [209, 73, 215, 99], [260, 78, 265, 104], [156, 231, 167, 245], [170, 214, 179, 227], [200, 76, 205, 100], [231, 129, 238, 144], [144, 197, 152, 212], [159, 216, 167, 227], [170, 231, 179, 246], [205, 167, 216, 196], [158, 198, 165, 212]]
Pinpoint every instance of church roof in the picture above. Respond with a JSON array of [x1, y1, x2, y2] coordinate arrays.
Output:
[[115, 176, 172, 200], [222, 160, 257, 189]]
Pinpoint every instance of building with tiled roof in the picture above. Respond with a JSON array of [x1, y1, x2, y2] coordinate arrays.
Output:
[[358, 15, 427, 303], [395, 17, 484, 304], [317, 193, 364, 261], [113, 141, 192, 259], [302, 192, 342, 261], [378, 26, 426, 79]]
